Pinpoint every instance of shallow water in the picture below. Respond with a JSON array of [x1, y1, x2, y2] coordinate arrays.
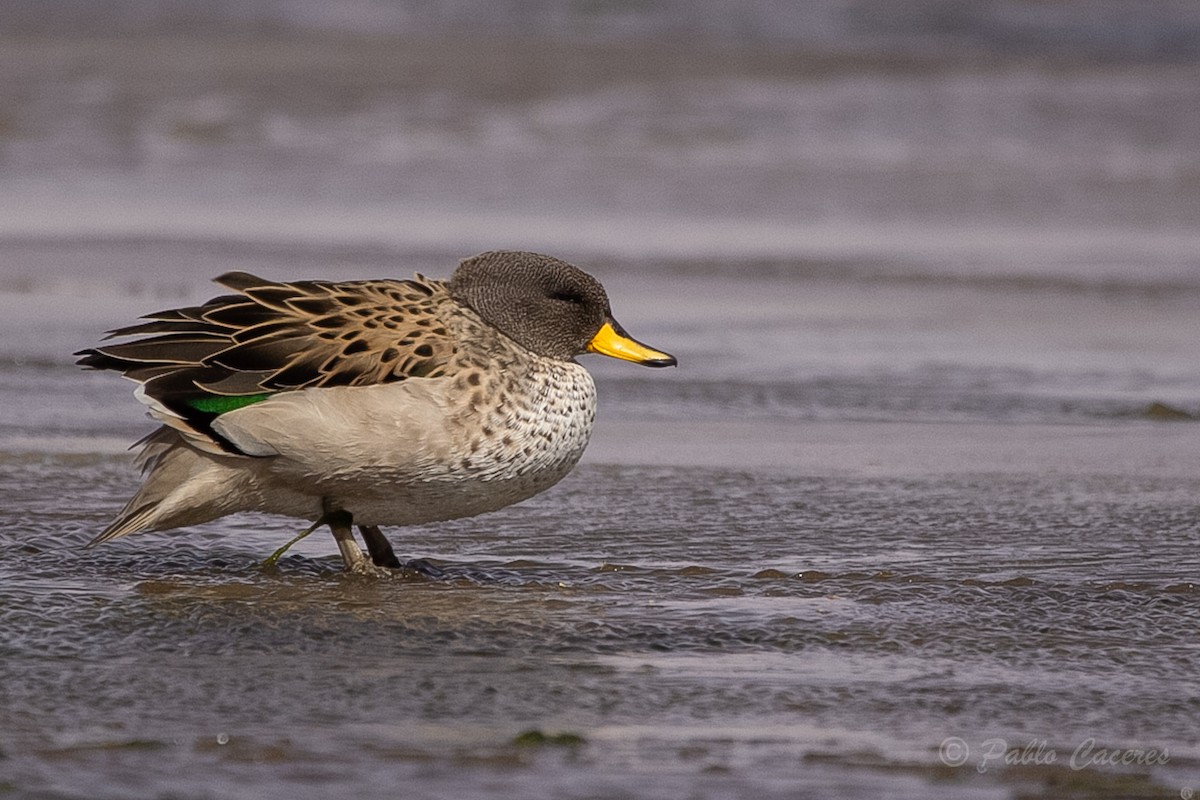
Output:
[[4, 5, 1200, 798], [4, 447, 1200, 799], [4, 279, 1200, 798]]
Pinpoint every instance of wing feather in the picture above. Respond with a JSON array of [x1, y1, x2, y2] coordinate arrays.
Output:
[[76, 271, 458, 453]]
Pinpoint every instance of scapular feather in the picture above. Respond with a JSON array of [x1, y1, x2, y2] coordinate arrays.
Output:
[[75, 270, 458, 453]]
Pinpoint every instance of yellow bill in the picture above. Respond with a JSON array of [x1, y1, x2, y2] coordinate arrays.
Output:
[[587, 319, 677, 367]]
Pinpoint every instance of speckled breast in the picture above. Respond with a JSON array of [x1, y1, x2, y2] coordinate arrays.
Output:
[[434, 354, 598, 511], [329, 355, 598, 528]]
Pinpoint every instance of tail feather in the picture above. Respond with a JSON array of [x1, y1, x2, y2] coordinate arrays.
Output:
[[90, 426, 255, 545], [87, 502, 159, 546]]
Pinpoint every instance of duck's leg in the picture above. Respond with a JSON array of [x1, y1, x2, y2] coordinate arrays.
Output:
[[361, 525, 447, 578], [325, 509, 392, 577], [359, 525, 401, 568], [326, 509, 366, 570]]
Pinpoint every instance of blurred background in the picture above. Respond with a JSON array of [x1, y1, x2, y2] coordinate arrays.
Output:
[[2, 0, 1199, 267], [3, 0, 1200, 431]]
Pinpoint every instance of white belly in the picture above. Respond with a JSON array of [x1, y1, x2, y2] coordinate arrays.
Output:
[[219, 361, 598, 526]]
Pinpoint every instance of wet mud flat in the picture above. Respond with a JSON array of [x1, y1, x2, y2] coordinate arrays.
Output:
[[2, 416, 1199, 799]]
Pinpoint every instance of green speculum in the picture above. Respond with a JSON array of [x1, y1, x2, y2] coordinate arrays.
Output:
[[186, 393, 272, 415]]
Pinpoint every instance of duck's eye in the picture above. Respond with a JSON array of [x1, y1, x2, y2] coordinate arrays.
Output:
[[550, 291, 585, 305]]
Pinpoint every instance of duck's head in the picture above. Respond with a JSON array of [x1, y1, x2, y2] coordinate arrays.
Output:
[[449, 250, 677, 367]]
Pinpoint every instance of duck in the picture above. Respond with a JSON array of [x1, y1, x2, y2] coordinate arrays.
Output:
[[76, 250, 676, 575]]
